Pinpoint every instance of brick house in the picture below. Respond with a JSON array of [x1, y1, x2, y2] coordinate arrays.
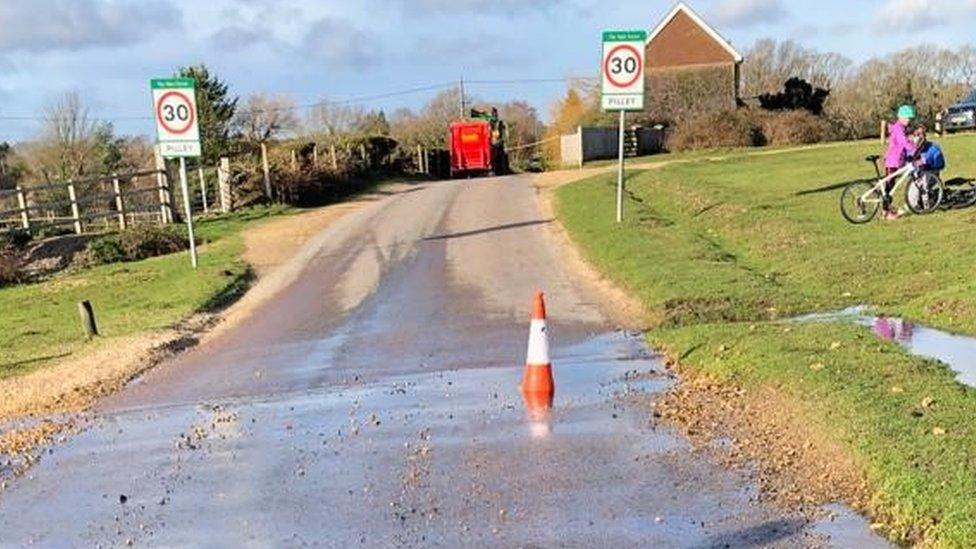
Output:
[[643, 2, 744, 122]]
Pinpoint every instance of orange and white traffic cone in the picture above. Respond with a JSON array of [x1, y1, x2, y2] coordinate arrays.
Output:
[[520, 291, 554, 397]]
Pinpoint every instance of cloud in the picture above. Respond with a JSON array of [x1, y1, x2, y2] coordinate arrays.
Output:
[[877, 0, 941, 30], [390, 0, 572, 18], [210, 25, 268, 52], [300, 18, 380, 66], [408, 33, 530, 68], [710, 0, 788, 28], [0, 0, 181, 53], [875, 0, 976, 31]]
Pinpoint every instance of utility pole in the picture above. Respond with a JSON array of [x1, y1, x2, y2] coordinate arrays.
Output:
[[459, 75, 467, 119]]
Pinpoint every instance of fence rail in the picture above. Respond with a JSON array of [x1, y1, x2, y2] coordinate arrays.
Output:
[[0, 169, 175, 236]]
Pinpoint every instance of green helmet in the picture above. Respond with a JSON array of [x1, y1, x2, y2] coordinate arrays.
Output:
[[897, 104, 917, 120]]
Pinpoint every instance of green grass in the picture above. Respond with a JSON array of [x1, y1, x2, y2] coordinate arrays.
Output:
[[555, 134, 976, 546], [0, 205, 289, 379]]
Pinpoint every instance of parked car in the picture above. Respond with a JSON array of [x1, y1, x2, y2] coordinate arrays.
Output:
[[942, 90, 976, 133]]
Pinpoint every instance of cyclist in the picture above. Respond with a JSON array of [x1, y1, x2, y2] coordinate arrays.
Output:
[[911, 126, 946, 172], [882, 104, 918, 220]]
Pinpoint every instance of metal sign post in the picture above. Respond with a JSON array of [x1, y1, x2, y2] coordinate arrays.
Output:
[[601, 30, 647, 223], [151, 78, 202, 268]]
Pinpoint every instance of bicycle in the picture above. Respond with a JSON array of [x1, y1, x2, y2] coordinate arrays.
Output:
[[940, 177, 976, 210], [840, 155, 945, 224]]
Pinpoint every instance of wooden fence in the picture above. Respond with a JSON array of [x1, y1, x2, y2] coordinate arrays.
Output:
[[0, 169, 175, 235]]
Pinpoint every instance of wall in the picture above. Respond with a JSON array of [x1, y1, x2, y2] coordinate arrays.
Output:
[[645, 10, 737, 68], [560, 127, 666, 166]]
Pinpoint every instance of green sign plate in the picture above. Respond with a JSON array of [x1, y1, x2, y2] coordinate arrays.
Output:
[[602, 30, 647, 42], [150, 78, 195, 90]]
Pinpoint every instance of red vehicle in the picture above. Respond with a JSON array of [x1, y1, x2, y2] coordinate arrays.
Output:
[[448, 109, 509, 178]]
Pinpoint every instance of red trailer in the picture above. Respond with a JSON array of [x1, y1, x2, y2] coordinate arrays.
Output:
[[449, 120, 492, 178]]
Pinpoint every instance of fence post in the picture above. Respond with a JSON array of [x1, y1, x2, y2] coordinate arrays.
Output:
[[312, 144, 319, 167], [112, 174, 127, 230], [154, 147, 173, 224], [15, 185, 30, 231], [880, 120, 887, 146], [218, 157, 232, 213], [198, 166, 208, 214], [260, 142, 272, 200], [67, 180, 82, 234], [330, 145, 338, 170], [78, 300, 98, 338], [291, 149, 298, 171], [577, 126, 584, 170], [359, 144, 368, 167]]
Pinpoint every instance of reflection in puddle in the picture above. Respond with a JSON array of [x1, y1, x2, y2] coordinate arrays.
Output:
[[795, 306, 976, 388], [521, 390, 553, 439], [873, 316, 913, 342]]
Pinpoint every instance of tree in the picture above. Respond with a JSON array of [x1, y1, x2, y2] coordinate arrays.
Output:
[[306, 103, 365, 140], [759, 78, 830, 115], [234, 93, 300, 142], [177, 65, 237, 164], [742, 39, 852, 98], [355, 110, 390, 136], [28, 91, 97, 182], [497, 101, 543, 168]]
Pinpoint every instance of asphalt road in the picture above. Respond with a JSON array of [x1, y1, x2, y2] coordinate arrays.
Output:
[[0, 175, 887, 547]]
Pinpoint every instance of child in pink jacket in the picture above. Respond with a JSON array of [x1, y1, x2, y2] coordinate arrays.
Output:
[[882, 105, 918, 219]]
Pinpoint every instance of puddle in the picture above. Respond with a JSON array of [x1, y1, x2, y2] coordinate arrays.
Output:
[[814, 504, 889, 549], [795, 306, 976, 388]]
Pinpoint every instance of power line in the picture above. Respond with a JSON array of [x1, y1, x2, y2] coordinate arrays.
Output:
[[0, 81, 459, 122], [0, 77, 592, 124]]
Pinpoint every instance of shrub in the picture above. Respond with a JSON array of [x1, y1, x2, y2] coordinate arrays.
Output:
[[0, 229, 31, 250], [759, 110, 830, 146], [668, 109, 763, 151], [119, 225, 188, 260], [0, 252, 23, 286], [84, 236, 126, 265], [83, 225, 189, 266]]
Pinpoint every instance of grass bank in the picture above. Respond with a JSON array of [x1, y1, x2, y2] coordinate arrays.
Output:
[[555, 134, 976, 546], [0, 205, 288, 379]]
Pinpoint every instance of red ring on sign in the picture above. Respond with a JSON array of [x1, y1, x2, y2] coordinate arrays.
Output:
[[603, 44, 643, 88], [156, 90, 196, 135]]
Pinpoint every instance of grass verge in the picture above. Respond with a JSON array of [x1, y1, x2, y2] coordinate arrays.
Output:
[[555, 134, 976, 546], [0, 205, 288, 379]]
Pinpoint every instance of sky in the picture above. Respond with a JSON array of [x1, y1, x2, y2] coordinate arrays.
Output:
[[2, 0, 976, 142]]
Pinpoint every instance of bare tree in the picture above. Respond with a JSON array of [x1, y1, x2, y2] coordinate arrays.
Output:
[[306, 102, 365, 139], [27, 91, 98, 182], [234, 94, 300, 142]]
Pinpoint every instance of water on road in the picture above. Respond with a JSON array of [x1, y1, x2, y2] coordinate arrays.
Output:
[[0, 176, 885, 547]]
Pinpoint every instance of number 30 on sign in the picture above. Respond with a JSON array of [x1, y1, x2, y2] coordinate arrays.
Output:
[[150, 78, 202, 158], [601, 30, 647, 112]]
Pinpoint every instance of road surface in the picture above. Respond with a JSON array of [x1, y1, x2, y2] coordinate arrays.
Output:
[[0, 175, 886, 547]]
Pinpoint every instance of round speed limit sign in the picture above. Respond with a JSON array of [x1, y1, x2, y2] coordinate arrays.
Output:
[[156, 91, 196, 135], [604, 44, 642, 88], [601, 30, 647, 111], [151, 78, 201, 158]]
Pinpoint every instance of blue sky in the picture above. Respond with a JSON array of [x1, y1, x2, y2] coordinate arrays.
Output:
[[1, 0, 975, 141]]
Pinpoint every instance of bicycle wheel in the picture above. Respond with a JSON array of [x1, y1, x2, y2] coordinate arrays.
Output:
[[905, 172, 945, 215], [840, 181, 881, 224], [950, 181, 976, 209]]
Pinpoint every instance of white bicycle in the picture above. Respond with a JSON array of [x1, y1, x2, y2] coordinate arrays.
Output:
[[840, 155, 944, 224]]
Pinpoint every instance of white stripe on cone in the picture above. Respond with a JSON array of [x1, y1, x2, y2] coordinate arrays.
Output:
[[525, 318, 550, 366]]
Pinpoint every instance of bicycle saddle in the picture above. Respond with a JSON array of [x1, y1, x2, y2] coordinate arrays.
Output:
[[865, 155, 881, 162]]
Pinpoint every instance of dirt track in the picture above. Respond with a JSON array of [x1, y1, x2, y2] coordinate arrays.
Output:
[[0, 175, 886, 547]]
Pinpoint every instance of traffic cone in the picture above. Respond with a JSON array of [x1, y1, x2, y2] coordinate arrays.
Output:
[[521, 291, 554, 396]]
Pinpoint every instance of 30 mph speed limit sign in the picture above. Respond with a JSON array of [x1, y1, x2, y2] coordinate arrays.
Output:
[[151, 78, 201, 158], [601, 30, 647, 111]]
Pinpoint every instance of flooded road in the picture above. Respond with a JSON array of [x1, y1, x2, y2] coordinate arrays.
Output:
[[0, 176, 885, 547]]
